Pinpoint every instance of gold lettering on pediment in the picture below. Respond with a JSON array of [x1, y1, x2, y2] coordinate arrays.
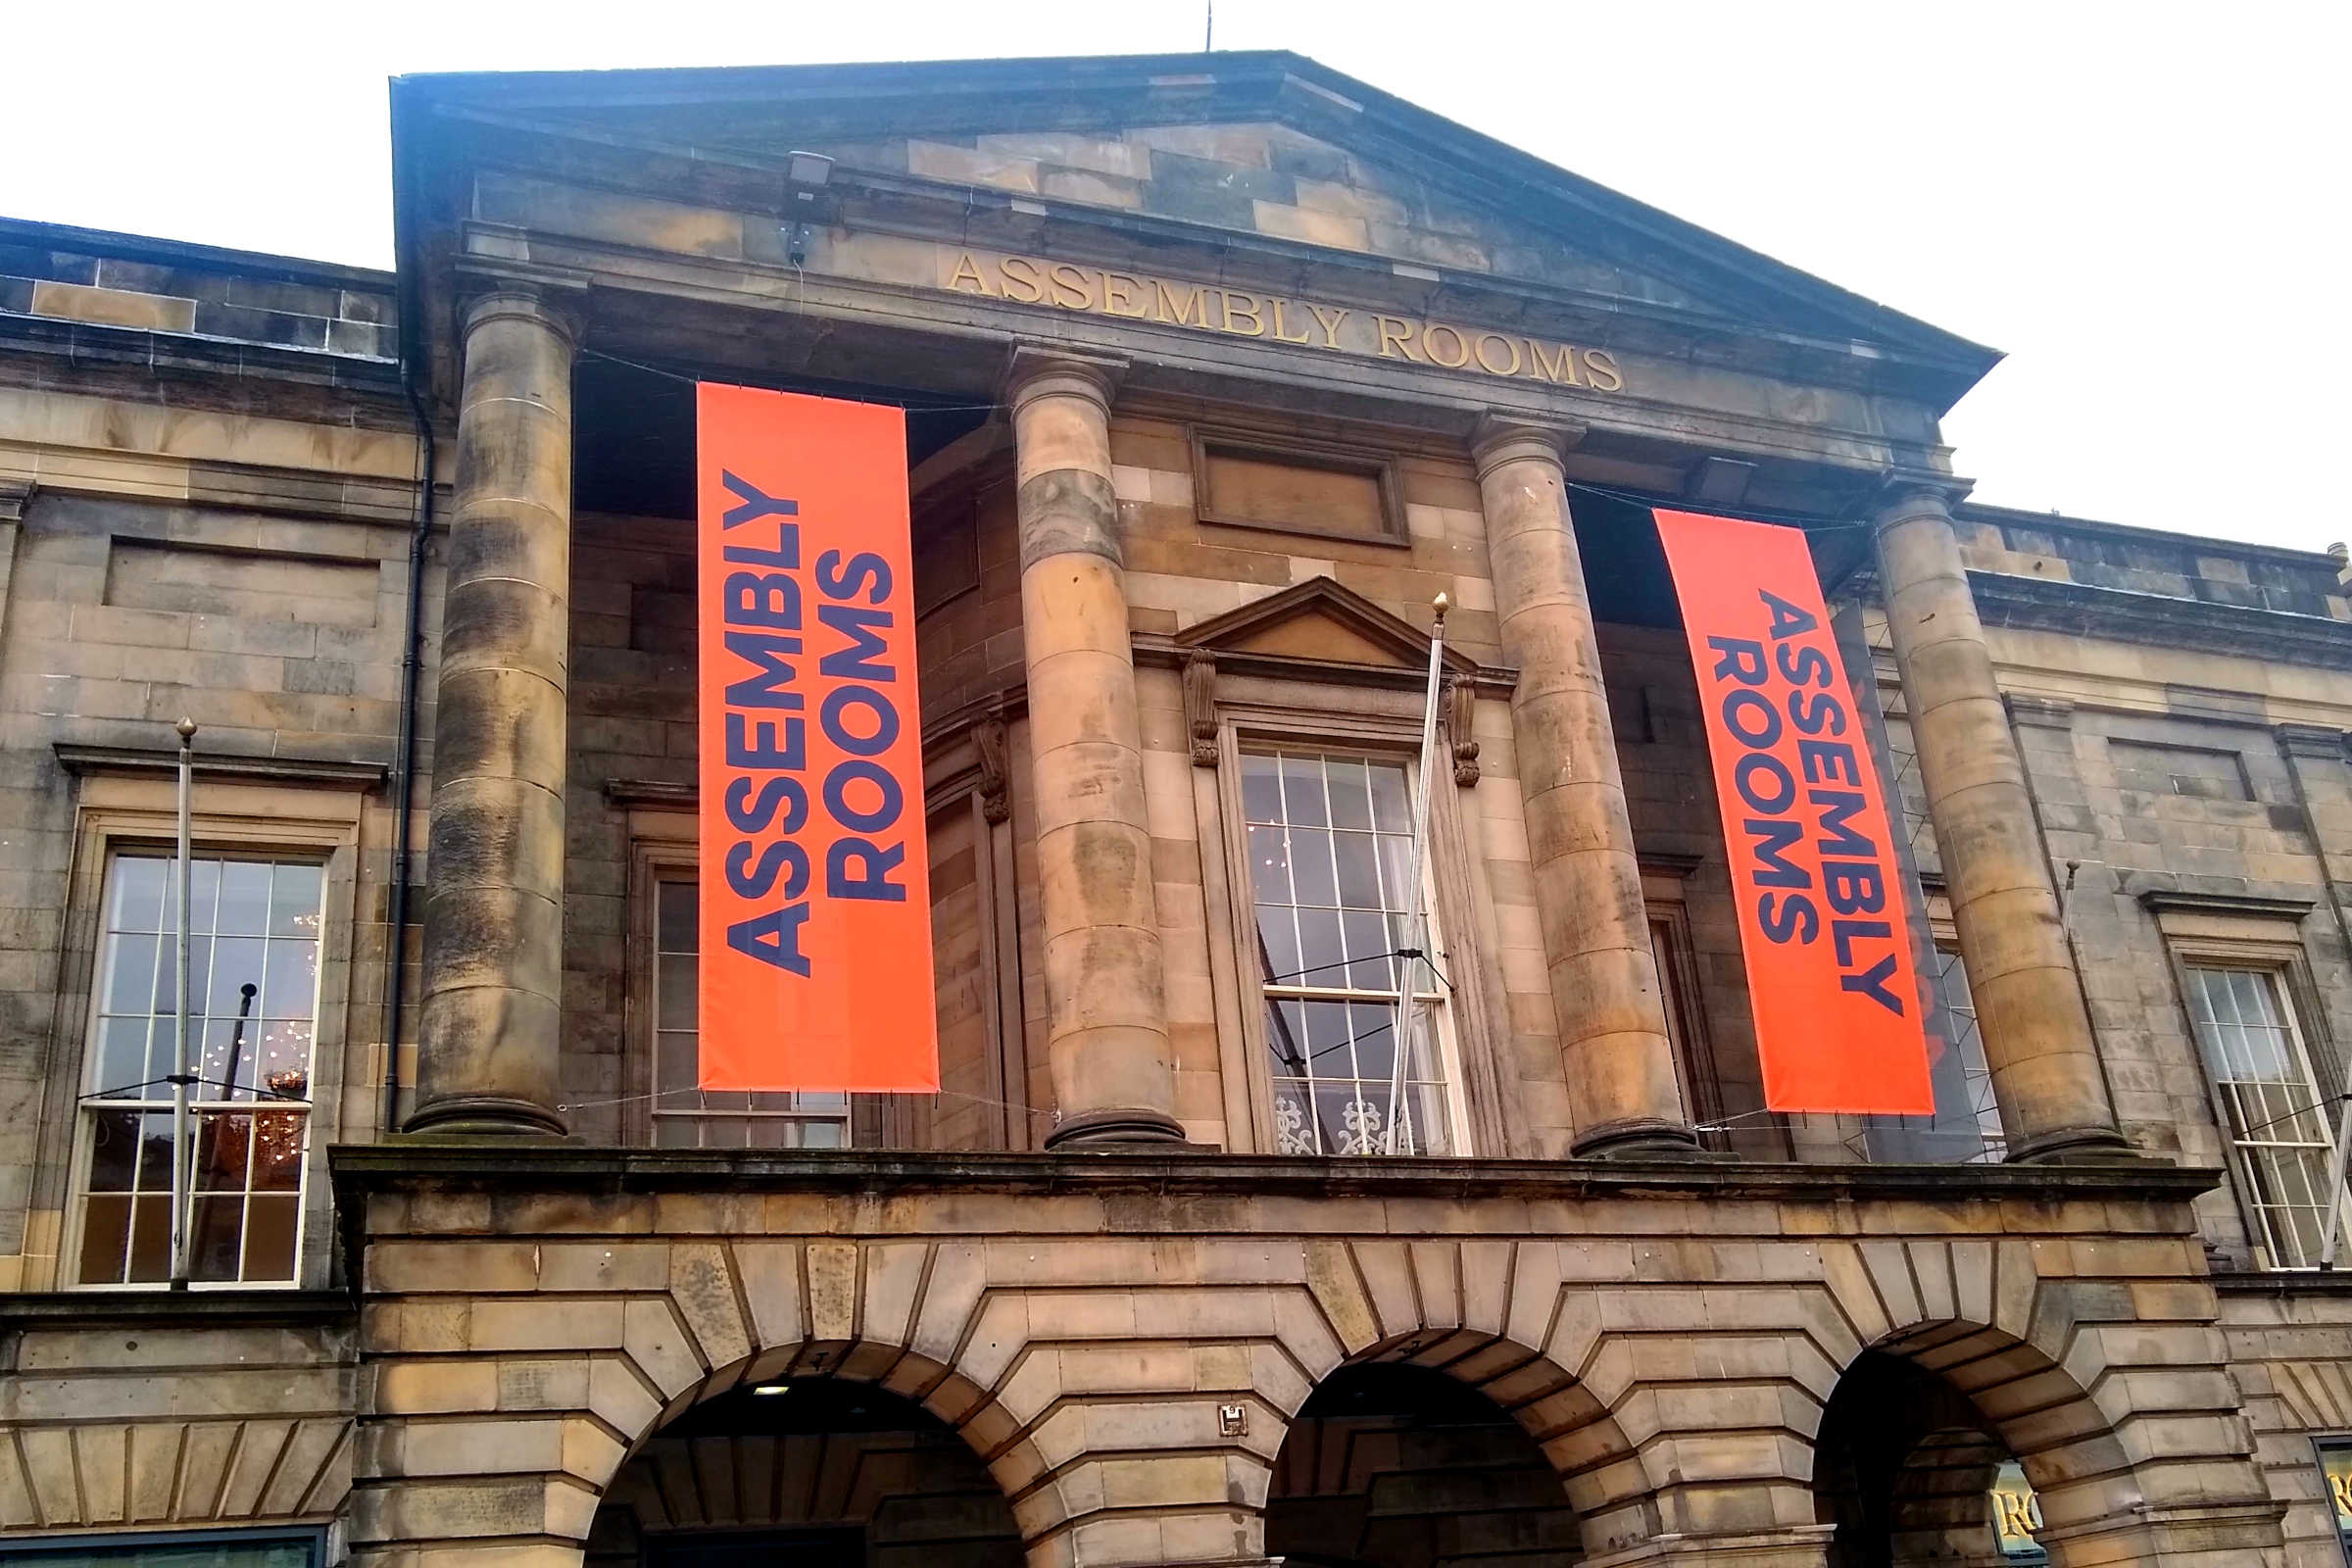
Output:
[[939, 248, 1627, 394]]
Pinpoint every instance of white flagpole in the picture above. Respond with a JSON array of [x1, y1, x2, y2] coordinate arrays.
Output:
[[1383, 595, 1448, 1156], [2319, 1093, 2352, 1271], [169, 717, 197, 1289]]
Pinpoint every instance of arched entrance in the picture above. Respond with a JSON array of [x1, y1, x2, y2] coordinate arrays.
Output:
[[1268, 1362, 1584, 1568], [586, 1376, 1023, 1568], [1815, 1349, 2043, 1567]]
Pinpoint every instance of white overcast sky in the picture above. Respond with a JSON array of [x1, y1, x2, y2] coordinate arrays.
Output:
[[5, 2, 2344, 552]]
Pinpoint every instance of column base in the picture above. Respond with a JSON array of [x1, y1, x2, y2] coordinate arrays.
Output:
[[402, 1095, 571, 1139], [2005, 1124, 2155, 1165], [1045, 1105, 1191, 1149], [1573, 1117, 1707, 1160]]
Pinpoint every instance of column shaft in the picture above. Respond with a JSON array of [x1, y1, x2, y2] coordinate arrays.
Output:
[[409, 290, 576, 1136], [1873, 485, 2126, 1161], [1007, 352, 1182, 1148], [1475, 421, 1695, 1157]]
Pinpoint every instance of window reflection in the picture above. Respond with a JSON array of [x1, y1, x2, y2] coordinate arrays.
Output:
[[77, 855, 321, 1287]]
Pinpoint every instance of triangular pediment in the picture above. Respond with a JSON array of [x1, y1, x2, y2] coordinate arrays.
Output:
[[395, 52, 1996, 388], [1177, 577, 1481, 675]]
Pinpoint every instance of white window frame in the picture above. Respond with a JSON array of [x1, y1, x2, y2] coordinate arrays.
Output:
[[69, 847, 329, 1290], [1223, 734, 1473, 1159], [46, 788, 358, 1296], [2176, 955, 2350, 1271]]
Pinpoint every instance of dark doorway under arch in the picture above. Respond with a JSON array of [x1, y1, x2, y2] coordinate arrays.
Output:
[[587, 1377, 1022, 1568], [1268, 1363, 1584, 1568], [1815, 1349, 2045, 1567]]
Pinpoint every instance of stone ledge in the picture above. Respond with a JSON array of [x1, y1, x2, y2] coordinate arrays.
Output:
[[330, 1143, 2222, 1204], [1973, 568, 2352, 670], [55, 743, 389, 790], [0, 1289, 354, 1329], [2210, 1269, 2352, 1296]]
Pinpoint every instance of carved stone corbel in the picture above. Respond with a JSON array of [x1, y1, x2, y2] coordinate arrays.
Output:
[[1184, 649, 1219, 767], [976, 704, 1011, 824], [1443, 674, 1481, 786]]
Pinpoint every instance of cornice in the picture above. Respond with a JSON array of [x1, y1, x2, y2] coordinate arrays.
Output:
[[54, 744, 389, 790], [2135, 888, 2319, 921], [1970, 569, 2352, 672], [0, 1290, 355, 1330], [331, 1144, 2222, 1207]]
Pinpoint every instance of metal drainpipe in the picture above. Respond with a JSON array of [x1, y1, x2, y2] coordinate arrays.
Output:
[[382, 368, 434, 1140]]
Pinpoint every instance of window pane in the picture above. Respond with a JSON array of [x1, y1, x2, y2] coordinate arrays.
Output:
[[78, 854, 325, 1287], [658, 955, 697, 1030], [1326, 759, 1373, 830], [1255, 905, 1300, 985], [78, 1195, 132, 1285], [1368, 764, 1408, 831], [270, 862, 324, 937], [2185, 964, 2340, 1269], [111, 857, 168, 934], [86, 1111, 141, 1193], [255, 1020, 315, 1101], [210, 937, 266, 1016], [262, 940, 318, 1019], [135, 1112, 177, 1191], [217, 860, 271, 936], [1247, 751, 1451, 1157], [1290, 828, 1339, 908], [1297, 908, 1345, 984], [1247, 825, 1291, 906], [188, 1195, 244, 1282], [253, 1112, 305, 1192], [194, 1112, 251, 1192], [1333, 833, 1382, 908], [243, 1195, 300, 1281], [107, 934, 160, 1016], [659, 879, 698, 951], [1342, 909, 1393, 991], [1240, 753, 1284, 824], [94, 1018, 151, 1099], [127, 1195, 171, 1283], [1279, 755, 1328, 827]]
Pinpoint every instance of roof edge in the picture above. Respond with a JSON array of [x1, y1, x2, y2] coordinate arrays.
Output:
[[0, 214, 393, 293]]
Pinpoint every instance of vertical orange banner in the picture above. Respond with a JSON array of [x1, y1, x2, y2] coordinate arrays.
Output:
[[696, 383, 937, 1092], [1652, 509, 1933, 1114]]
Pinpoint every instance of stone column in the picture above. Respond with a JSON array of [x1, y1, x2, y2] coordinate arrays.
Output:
[[1473, 418, 1695, 1157], [1873, 482, 2128, 1162], [1006, 349, 1182, 1147], [408, 289, 577, 1137]]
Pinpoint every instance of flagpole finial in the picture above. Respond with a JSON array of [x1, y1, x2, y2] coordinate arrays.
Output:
[[174, 717, 197, 741], [1432, 592, 1449, 621]]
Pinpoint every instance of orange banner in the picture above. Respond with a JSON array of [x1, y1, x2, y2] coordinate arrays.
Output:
[[1653, 509, 1933, 1114], [696, 383, 937, 1092]]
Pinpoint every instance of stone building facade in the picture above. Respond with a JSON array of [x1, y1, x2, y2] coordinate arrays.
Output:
[[0, 49, 2348, 1568]]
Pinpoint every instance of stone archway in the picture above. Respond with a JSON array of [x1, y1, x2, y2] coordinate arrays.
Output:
[[1288, 1241, 1656, 1558], [1809, 1312, 2272, 1568], [586, 1375, 1023, 1568], [1814, 1349, 2022, 1568], [1267, 1361, 1585, 1568]]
